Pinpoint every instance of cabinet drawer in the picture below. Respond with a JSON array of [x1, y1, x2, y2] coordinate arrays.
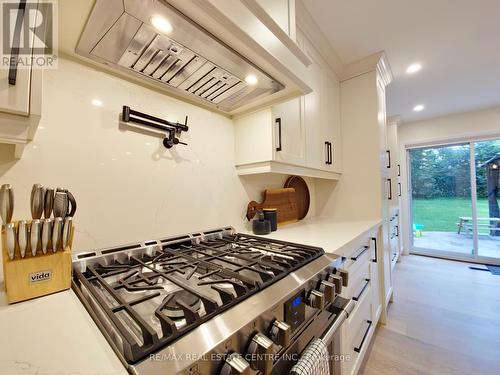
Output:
[[344, 258, 370, 299], [343, 319, 373, 375], [343, 279, 372, 348]]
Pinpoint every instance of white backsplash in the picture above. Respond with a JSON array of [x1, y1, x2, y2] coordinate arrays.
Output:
[[0, 58, 316, 252]]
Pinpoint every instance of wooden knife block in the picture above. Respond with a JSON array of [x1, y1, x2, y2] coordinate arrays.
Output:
[[1, 221, 74, 304]]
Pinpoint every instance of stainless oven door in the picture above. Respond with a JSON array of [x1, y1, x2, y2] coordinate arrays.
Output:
[[321, 298, 355, 375]]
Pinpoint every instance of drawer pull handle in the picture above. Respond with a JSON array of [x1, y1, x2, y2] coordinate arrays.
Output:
[[351, 245, 369, 261], [371, 237, 377, 263], [352, 279, 370, 301], [354, 320, 372, 353]]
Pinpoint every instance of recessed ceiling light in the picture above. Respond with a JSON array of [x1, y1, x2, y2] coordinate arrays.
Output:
[[91, 99, 103, 107], [151, 15, 173, 34], [413, 104, 425, 112], [245, 74, 258, 85], [406, 63, 422, 74]]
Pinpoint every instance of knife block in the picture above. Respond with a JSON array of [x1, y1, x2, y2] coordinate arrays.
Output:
[[1, 220, 74, 304]]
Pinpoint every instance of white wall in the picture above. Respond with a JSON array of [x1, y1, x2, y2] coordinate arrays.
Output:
[[0, 58, 316, 253], [398, 105, 500, 253]]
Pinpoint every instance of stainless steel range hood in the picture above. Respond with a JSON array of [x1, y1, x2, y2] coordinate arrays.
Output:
[[76, 0, 285, 113]]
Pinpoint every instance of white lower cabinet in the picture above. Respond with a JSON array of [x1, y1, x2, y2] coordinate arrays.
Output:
[[340, 226, 384, 375]]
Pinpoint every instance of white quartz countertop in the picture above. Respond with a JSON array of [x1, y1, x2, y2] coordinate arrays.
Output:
[[0, 217, 380, 375], [0, 287, 128, 375], [244, 216, 381, 255]]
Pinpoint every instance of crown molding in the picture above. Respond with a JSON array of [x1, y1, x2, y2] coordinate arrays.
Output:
[[341, 51, 393, 86]]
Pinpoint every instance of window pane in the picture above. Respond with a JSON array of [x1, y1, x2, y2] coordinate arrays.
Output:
[[410, 144, 473, 256]]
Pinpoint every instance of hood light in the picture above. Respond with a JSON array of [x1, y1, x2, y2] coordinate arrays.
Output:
[[151, 15, 173, 34], [245, 74, 258, 85], [413, 104, 425, 112]]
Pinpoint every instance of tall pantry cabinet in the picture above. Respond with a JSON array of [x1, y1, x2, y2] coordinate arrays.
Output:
[[334, 52, 394, 324]]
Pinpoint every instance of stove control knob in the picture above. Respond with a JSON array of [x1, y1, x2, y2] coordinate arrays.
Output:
[[319, 280, 335, 304], [247, 332, 274, 374], [269, 320, 291, 347], [336, 268, 349, 287], [308, 289, 325, 309], [219, 353, 250, 375], [327, 274, 343, 294]]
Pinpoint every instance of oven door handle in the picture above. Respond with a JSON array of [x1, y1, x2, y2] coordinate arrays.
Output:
[[322, 299, 355, 344]]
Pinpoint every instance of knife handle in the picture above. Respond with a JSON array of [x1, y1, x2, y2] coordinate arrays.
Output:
[[44, 188, 54, 218], [62, 217, 73, 250], [30, 219, 41, 256], [30, 184, 44, 219], [5, 223, 16, 260], [0, 184, 14, 224], [17, 220, 28, 258], [41, 218, 53, 254], [52, 217, 63, 252]]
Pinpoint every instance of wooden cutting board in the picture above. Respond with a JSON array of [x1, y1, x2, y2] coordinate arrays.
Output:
[[246, 188, 298, 225]]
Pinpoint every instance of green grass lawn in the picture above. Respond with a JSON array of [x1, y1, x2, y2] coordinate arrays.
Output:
[[412, 198, 489, 232]]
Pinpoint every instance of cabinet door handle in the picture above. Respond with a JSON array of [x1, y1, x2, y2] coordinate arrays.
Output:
[[387, 179, 392, 200], [386, 150, 391, 168], [397, 164, 401, 176], [371, 237, 377, 263], [351, 246, 369, 261], [328, 142, 333, 165], [8, 0, 27, 85], [395, 225, 399, 237], [325, 141, 329, 164], [352, 279, 370, 301], [354, 320, 372, 353], [275, 118, 282, 152], [398, 182, 402, 197]]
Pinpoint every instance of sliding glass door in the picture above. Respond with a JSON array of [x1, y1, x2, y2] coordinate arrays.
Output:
[[474, 140, 500, 260], [408, 138, 500, 263]]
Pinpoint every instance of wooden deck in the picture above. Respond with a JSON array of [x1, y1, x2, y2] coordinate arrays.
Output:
[[359, 255, 500, 375]]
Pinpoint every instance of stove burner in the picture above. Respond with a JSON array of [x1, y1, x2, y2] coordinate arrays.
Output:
[[163, 290, 201, 318]]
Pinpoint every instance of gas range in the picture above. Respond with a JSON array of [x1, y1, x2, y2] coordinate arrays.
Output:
[[72, 227, 353, 375]]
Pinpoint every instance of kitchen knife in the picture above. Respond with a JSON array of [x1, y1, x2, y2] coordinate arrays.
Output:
[[17, 220, 28, 258], [0, 184, 14, 224], [5, 223, 16, 260], [30, 219, 41, 256], [41, 218, 53, 254], [53, 192, 68, 218], [44, 188, 54, 218], [62, 216, 73, 250], [30, 184, 44, 219], [52, 217, 63, 252]]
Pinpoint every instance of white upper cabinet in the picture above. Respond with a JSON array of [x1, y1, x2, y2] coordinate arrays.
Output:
[[0, 0, 43, 159], [301, 29, 342, 172], [272, 97, 305, 166], [233, 28, 342, 180]]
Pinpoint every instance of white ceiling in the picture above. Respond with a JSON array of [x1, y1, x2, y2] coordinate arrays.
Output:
[[302, 0, 500, 123]]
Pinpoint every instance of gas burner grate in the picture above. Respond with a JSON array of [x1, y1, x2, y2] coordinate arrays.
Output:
[[72, 232, 324, 363]]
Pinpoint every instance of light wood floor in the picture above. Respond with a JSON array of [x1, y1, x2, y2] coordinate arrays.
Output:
[[359, 254, 500, 375]]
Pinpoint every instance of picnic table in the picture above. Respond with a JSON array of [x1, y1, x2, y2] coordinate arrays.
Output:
[[457, 217, 500, 234]]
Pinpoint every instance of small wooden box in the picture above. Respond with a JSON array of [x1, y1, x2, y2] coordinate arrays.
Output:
[[1, 222, 74, 304]]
